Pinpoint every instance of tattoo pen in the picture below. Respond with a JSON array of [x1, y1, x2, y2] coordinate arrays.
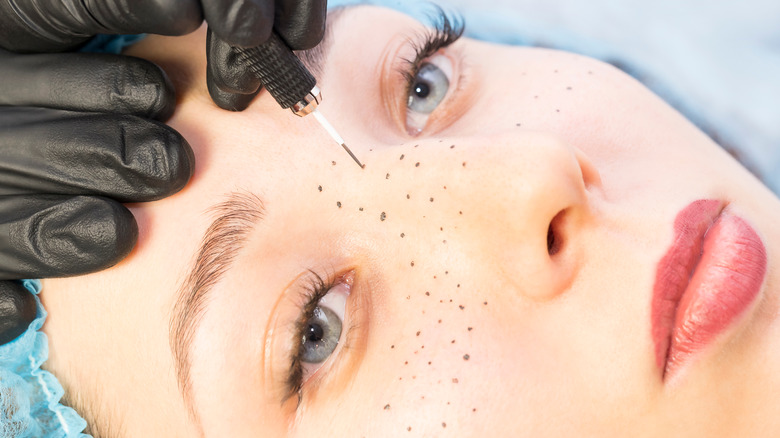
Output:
[[235, 32, 363, 168]]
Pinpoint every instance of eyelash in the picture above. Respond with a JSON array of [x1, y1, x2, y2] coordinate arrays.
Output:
[[286, 270, 343, 403], [399, 10, 465, 104]]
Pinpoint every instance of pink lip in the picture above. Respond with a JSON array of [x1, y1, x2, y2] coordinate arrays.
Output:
[[651, 199, 767, 379]]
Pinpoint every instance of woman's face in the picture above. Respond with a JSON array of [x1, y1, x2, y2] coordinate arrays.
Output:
[[41, 6, 780, 437]]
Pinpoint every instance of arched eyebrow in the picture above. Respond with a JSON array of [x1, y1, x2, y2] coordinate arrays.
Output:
[[169, 190, 265, 422]]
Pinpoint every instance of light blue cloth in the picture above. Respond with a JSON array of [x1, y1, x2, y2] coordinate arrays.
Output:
[[0, 280, 90, 438]]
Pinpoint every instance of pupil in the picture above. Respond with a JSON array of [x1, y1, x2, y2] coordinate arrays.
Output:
[[306, 323, 324, 342], [414, 82, 430, 98]]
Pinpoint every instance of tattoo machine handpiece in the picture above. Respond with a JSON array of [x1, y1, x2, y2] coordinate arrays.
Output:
[[235, 32, 363, 168]]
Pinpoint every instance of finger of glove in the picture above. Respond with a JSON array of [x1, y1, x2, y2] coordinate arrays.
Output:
[[0, 108, 194, 202], [0, 281, 37, 345], [0, 195, 137, 280], [0, 50, 175, 120], [203, 0, 274, 48], [206, 28, 262, 111], [0, 0, 203, 53], [274, 0, 327, 50]]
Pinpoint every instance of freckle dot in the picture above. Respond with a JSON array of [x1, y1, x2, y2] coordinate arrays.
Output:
[[415, 162, 420, 167], [380, 212, 387, 221], [462, 162, 467, 167], [416, 331, 421, 336], [430, 197, 434, 202], [414, 144, 419, 148], [406, 194, 411, 199], [440, 227, 443, 231], [384, 404, 390, 410], [359, 207, 364, 211], [452, 378, 458, 383], [442, 423, 447, 428], [336, 201, 342, 208], [318, 185, 322, 192], [400, 154, 405, 160], [467, 327, 473, 331], [459, 211, 463, 215], [443, 240, 447, 244], [438, 319, 442, 323], [401, 232, 405, 238], [428, 361, 432, 365], [386, 173, 391, 179], [425, 291, 430, 296], [459, 305, 464, 310], [421, 345, 425, 349], [411, 261, 415, 267], [407, 426, 412, 432], [484, 301, 488, 305], [473, 408, 477, 412], [567, 86, 572, 90], [332, 160, 337, 165], [457, 284, 460, 287], [445, 271, 448, 274], [405, 361, 408, 365], [450, 145, 455, 149], [463, 354, 470, 361], [391, 345, 394, 349], [556, 109, 560, 112], [516, 123, 522, 127], [451, 339, 456, 343]]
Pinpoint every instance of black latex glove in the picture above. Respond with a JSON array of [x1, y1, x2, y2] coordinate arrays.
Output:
[[0, 48, 194, 341], [0, 48, 195, 280], [0, 0, 328, 111]]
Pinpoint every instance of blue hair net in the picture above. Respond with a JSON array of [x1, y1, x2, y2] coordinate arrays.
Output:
[[0, 280, 91, 438]]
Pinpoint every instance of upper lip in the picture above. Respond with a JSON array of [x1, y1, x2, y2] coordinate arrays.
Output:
[[651, 200, 725, 376]]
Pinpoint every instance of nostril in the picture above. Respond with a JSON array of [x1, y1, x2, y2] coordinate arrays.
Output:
[[547, 210, 565, 256]]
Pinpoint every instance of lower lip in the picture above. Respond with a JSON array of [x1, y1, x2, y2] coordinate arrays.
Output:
[[652, 200, 767, 379]]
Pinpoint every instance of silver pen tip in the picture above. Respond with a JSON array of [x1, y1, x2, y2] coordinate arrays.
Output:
[[341, 143, 364, 168], [312, 109, 363, 169]]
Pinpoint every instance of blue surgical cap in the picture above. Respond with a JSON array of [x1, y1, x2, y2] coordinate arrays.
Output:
[[0, 280, 91, 438]]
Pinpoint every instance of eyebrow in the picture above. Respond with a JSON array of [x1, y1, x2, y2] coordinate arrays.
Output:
[[169, 191, 265, 421]]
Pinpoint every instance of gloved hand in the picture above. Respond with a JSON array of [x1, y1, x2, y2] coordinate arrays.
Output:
[[0, 0, 328, 111], [0, 48, 194, 342], [0, 0, 327, 343]]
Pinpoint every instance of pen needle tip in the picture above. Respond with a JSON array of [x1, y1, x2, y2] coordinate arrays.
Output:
[[341, 142, 364, 169]]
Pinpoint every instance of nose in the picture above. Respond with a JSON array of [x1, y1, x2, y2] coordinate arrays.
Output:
[[448, 130, 600, 302]]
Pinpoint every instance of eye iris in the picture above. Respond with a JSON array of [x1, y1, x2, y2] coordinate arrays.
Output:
[[406, 62, 449, 115], [300, 306, 342, 364]]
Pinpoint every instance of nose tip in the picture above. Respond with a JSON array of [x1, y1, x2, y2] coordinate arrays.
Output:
[[489, 132, 597, 302]]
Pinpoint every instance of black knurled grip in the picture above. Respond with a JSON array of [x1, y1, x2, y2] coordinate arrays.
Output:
[[236, 32, 317, 109]]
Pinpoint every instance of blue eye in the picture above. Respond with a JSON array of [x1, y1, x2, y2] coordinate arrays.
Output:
[[406, 55, 452, 133], [300, 305, 342, 363], [296, 280, 350, 384]]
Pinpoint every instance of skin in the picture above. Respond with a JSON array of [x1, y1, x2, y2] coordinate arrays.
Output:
[[40, 6, 780, 437]]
